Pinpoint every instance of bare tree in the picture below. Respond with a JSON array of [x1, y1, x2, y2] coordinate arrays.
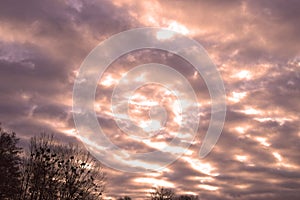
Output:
[[117, 196, 132, 200], [150, 187, 175, 200], [20, 134, 105, 200], [56, 144, 105, 200], [174, 195, 199, 200]]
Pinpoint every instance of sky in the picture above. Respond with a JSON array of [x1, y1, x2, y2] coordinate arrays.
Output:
[[0, 0, 300, 199]]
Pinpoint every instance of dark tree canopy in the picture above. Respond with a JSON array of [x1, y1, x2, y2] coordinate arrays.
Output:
[[0, 126, 22, 200]]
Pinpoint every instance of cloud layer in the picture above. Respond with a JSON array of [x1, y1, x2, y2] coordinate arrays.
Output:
[[0, 0, 299, 199]]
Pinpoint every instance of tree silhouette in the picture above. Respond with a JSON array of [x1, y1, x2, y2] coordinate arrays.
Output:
[[150, 187, 175, 200], [175, 195, 199, 200], [117, 196, 132, 200], [0, 126, 203, 200], [149, 187, 200, 200], [20, 134, 105, 200], [0, 126, 22, 199]]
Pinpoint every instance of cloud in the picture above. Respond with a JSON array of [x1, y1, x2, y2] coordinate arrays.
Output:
[[0, 0, 300, 199]]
